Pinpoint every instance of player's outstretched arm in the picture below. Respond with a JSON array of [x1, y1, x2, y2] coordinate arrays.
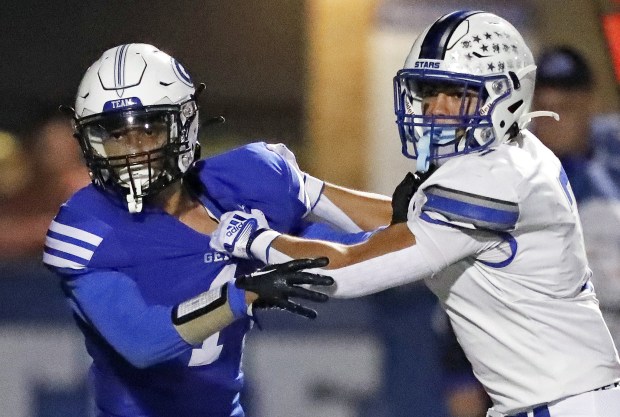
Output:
[[318, 183, 392, 230], [313, 166, 437, 230], [210, 209, 415, 269], [270, 222, 415, 268], [210, 211, 433, 297], [266, 143, 391, 232]]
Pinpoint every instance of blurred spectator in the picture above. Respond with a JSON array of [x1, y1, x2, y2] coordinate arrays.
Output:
[[438, 45, 620, 417], [34, 114, 91, 201], [0, 109, 90, 260], [533, 46, 620, 199], [0, 130, 31, 201]]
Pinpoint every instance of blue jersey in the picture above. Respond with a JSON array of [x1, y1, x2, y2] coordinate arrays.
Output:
[[43, 142, 369, 417]]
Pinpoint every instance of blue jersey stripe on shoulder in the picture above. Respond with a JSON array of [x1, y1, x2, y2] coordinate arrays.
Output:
[[43, 247, 89, 269], [424, 186, 518, 231], [43, 252, 86, 270], [45, 235, 96, 261], [52, 205, 111, 242], [44, 220, 101, 269]]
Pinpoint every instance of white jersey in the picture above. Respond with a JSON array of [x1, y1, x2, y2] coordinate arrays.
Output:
[[408, 131, 620, 413], [257, 129, 620, 413]]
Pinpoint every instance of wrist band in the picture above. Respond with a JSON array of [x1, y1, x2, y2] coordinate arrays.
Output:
[[227, 282, 248, 320], [247, 229, 281, 263]]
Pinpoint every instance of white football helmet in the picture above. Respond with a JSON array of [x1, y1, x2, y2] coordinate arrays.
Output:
[[72, 43, 201, 212], [394, 11, 538, 172]]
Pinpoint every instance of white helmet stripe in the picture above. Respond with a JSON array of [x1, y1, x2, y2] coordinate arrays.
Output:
[[114, 44, 129, 89]]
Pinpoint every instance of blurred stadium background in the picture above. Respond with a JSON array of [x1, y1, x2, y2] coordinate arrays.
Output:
[[0, 1, 618, 416]]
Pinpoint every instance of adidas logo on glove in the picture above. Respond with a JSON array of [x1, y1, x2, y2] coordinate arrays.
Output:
[[225, 214, 249, 237]]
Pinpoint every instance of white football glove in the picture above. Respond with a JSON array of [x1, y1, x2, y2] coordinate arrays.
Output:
[[266, 143, 324, 215], [210, 209, 272, 259]]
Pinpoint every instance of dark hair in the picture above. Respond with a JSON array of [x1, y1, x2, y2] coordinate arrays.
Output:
[[536, 46, 593, 90]]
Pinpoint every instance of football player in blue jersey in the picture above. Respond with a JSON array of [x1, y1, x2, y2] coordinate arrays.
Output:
[[43, 43, 393, 417], [212, 11, 620, 417]]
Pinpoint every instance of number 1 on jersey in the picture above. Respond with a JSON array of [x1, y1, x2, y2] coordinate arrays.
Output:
[[188, 332, 223, 366], [187, 263, 237, 367]]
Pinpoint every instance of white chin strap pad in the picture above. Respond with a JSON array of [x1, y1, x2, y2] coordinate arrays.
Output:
[[126, 180, 143, 213]]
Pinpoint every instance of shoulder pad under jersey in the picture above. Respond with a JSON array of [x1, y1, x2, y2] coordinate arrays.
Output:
[[191, 142, 308, 232], [420, 151, 521, 231]]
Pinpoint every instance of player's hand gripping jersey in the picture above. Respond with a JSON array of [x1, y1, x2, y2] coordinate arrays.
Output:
[[42, 142, 368, 417]]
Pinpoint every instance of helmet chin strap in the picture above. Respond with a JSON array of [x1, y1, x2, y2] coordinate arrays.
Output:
[[119, 167, 147, 213], [127, 180, 143, 213], [416, 132, 431, 173], [416, 127, 458, 173]]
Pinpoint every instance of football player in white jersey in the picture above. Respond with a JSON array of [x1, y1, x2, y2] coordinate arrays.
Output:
[[211, 10, 620, 417]]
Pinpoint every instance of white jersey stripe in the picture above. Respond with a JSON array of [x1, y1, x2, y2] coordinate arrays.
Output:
[[49, 220, 104, 246], [42, 252, 86, 270], [45, 236, 95, 261]]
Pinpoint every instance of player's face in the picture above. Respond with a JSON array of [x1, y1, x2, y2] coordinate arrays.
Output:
[[421, 83, 479, 121], [81, 112, 172, 187], [102, 122, 168, 158]]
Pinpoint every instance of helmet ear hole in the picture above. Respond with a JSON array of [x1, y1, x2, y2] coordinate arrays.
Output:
[[506, 123, 520, 139], [508, 71, 521, 90], [508, 100, 524, 114]]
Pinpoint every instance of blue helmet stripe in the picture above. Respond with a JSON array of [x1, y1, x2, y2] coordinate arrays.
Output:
[[419, 10, 483, 60]]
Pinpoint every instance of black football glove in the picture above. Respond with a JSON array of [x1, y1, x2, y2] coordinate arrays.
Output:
[[391, 165, 437, 225], [235, 257, 333, 319]]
